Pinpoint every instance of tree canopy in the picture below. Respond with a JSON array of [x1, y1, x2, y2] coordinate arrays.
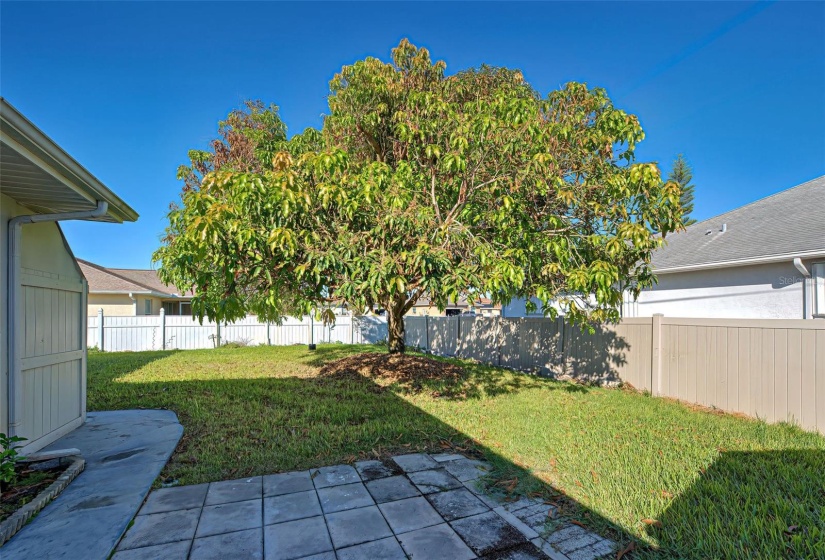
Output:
[[155, 39, 684, 353]]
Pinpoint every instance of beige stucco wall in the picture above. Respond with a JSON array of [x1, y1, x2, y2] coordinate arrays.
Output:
[[0, 193, 85, 440], [87, 294, 165, 317], [407, 305, 448, 317]]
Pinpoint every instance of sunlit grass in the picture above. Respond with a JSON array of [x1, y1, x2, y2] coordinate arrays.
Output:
[[88, 344, 825, 558]]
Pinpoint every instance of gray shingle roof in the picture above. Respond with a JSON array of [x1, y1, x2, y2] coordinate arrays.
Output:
[[77, 259, 192, 297], [652, 175, 825, 272]]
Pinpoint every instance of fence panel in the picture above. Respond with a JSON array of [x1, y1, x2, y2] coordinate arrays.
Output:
[[103, 316, 159, 352], [660, 318, 825, 433], [86, 309, 825, 433], [353, 316, 388, 344], [165, 316, 218, 350], [456, 316, 499, 363], [428, 317, 459, 356], [405, 317, 428, 349]]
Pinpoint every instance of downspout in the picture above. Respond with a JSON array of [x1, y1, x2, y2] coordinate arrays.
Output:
[[7, 201, 108, 437], [793, 258, 811, 320]]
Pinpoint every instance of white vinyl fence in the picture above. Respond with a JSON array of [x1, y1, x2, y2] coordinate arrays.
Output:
[[88, 309, 388, 352]]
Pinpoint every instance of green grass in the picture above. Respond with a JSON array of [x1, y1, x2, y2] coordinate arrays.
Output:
[[88, 344, 825, 558]]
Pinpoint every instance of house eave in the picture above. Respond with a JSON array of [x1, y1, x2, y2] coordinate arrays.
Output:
[[654, 249, 825, 275], [0, 98, 138, 223]]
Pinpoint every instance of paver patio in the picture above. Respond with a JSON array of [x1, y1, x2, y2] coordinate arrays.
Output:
[[113, 452, 615, 560]]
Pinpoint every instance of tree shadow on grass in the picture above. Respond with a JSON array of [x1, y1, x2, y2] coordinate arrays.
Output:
[[87, 347, 630, 555], [644, 449, 825, 559], [314, 347, 589, 400]]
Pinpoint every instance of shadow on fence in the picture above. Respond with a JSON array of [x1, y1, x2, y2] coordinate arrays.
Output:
[[406, 317, 634, 387]]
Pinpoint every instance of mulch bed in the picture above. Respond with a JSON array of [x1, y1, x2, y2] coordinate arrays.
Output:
[[319, 352, 466, 396], [1, 463, 69, 522]]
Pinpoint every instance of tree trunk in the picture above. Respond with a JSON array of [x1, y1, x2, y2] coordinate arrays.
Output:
[[387, 304, 406, 354]]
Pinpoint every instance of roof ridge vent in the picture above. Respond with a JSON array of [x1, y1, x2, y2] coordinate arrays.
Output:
[[721, 223, 727, 233]]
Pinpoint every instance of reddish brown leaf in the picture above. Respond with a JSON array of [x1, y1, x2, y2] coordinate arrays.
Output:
[[616, 541, 636, 560], [571, 520, 587, 528], [642, 518, 663, 528]]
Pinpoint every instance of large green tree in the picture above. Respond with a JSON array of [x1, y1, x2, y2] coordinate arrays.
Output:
[[669, 154, 696, 226], [155, 40, 683, 353]]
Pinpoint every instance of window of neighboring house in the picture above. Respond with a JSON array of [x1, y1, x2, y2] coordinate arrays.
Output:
[[180, 302, 192, 316], [145, 299, 152, 315], [813, 263, 825, 318]]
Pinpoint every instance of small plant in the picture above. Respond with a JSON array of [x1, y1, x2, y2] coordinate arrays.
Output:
[[1, 433, 27, 487]]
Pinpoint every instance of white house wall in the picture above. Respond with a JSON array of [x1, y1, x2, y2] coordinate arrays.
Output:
[[631, 261, 813, 319]]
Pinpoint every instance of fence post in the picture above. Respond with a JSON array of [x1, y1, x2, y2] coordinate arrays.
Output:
[[496, 316, 502, 367], [97, 308, 105, 351], [651, 314, 663, 395], [159, 308, 166, 350], [424, 315, 429, 352], [216, 322, 222, 348], [556, 316, 565, 374]]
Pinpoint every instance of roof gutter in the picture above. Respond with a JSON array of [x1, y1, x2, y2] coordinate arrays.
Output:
[[7, 201, 108, 437], [654, 249, 825, 274], [793, 258, 812, 320]]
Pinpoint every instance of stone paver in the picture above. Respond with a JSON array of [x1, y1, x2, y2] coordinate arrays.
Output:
[[397, 523, 475, 559], [336, 536, 407, 560], [451, 510, 527, 555], [379, 496, 444, 534], [205, 476, 263, 505], [190, 528, 263, 560], [326, 505, 393, 548], [366, 475, 421, 503], [311, 464, 360, 488], [426, 487, 490, 521], [485, 542, 549, 559], [264, 516, 332, 560], [355, 459, 398, 481], [111, 540, 191, 560], [317, 482, 374, 513], [408, 468, 463, 494], [443, 457, 492, 481], [139, 483, 208, 515], [263, 471, 313, 497], [116, 452, 617, 559], [392, 452, 438, 472], [116, 508, 200, 550], [196, 499, 262, 537], [264, 490, 321, 525]]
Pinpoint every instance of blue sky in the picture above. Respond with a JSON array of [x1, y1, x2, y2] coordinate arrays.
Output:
[[2, 1, 823, 269]]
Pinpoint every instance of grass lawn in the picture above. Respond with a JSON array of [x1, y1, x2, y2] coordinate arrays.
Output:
[[88, 344, 825, 558]]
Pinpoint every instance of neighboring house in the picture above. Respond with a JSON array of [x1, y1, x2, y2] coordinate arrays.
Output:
[[77, 259, 193, 317], [407, 295, 501, 317], [626, 175, 825, 319], [502, 175, 825, 320], [1, 98, 137, 453]]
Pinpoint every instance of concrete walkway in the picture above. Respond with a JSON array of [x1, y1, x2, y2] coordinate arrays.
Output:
[[113, 453, 614, 560], [2, 410, 183, 560]]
